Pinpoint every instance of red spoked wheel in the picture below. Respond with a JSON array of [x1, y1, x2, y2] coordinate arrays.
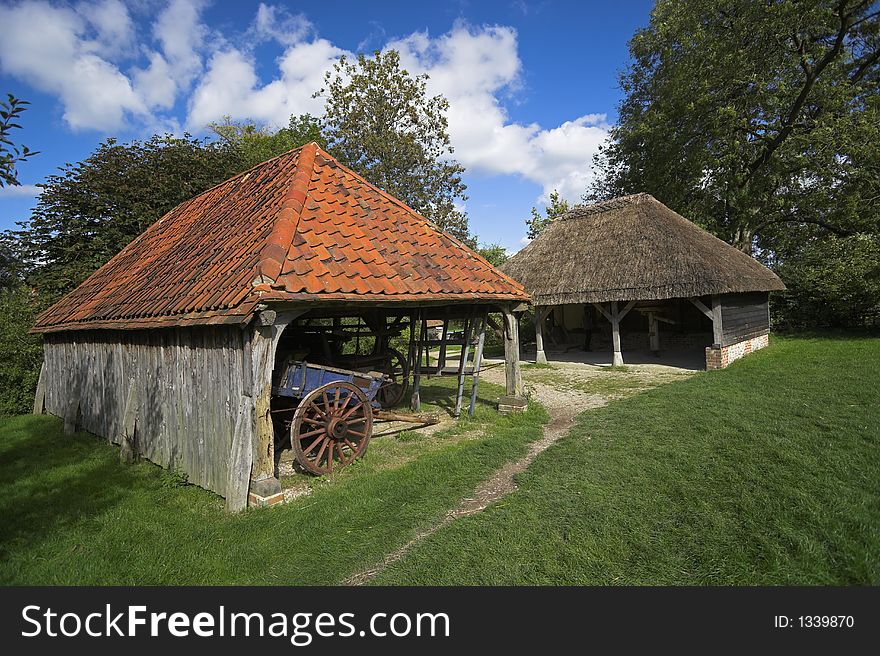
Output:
[[291, 381, 373, 475]]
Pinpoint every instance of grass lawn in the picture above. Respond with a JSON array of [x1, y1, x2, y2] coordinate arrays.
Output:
[[373, 335, 880, 585], [0, 377, 547, 585]]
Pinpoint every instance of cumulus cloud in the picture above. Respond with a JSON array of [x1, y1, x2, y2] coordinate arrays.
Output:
[[187, 38, 345, 129], [0, 0, 146, 131], [0, 3, 608, 204], [388, 24, 609, 203], [0, 184, 42, 198], [250, 3, 314, 46]]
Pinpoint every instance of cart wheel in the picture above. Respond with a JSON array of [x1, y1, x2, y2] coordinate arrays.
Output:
[[376, 348, 409, 408], [291, 381, 373, 475]]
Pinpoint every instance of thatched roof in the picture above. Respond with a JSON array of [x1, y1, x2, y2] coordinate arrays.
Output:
[[502, 193, 785, 306]]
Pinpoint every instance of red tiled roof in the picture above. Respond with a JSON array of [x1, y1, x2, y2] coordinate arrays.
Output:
[[33, 143, 528, 333]]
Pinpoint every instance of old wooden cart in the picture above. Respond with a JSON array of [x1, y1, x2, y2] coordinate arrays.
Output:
[[272, 359, 388, 475]]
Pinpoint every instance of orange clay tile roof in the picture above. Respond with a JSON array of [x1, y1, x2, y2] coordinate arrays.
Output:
[[33, 142, 528, 333]]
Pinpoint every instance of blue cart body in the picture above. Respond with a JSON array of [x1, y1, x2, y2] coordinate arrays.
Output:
[[273, 360, 385, 408]]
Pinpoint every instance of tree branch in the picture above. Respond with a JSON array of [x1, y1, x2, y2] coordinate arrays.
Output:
[[742, 2, 854, 184]]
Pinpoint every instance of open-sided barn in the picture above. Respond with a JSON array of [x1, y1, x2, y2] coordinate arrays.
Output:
[[31, 142, 529, 510], [502, 193, 785, 369]]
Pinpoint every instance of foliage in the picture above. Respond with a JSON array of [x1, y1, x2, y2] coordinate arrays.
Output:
[[208, 113, 327, 170], [774, 233, 880, 327], [317, 51, 470, 241], [0, 377, 548, 584], [9, 134, 242, 302], [0, 94, 38, 187], [0, 286, 43, 415], [375, 335, 880, 584], [590, 0, 880, 253], [525, 190, 570, 239], [476, 243, 509, 267]]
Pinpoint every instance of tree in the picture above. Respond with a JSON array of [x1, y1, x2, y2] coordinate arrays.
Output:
[[476, 243, 509, 267], [317, 51, 470, 240], [11, 134, 242, 301], [589, 0, 880, 254], [1, 94, 38, 187], [526, 190, 570, 239], [209, 114, 327, 170]]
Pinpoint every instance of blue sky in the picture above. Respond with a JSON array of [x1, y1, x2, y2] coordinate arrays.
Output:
[[0, 0, 653, 252]]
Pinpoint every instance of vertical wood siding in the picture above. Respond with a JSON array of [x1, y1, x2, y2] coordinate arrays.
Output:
[[42, 326, 251, 498]]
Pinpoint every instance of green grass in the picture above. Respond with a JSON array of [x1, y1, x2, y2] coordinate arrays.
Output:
[[374, 335, 880, 585], [0, 377, 548, 585]]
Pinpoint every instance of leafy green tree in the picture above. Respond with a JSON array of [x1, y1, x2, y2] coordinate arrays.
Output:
[[526, 190, 570, 239], [476, 243, 509, 267], [774, 234, 880, 328], [0, 285, 43, 414], [317, 50, 470, 240], [1, 94, 38, 187], [11, 134, 241, 300], [209, 113, 327, 170], [589, 0, 880, 253]]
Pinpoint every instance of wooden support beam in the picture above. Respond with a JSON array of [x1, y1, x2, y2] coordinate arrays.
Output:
[[453, 316, 474, 418], [592, 302, 613, 323], [711, 295, 724, 346], [688, 297, 714, 320], [501, 306, 523, 398], [618, 300, 637, 321], [411, 310, 424, 411], [468, 312, 488, 417], [250, 309, 307, 491], [648, 313, 660, 353], [534, 305, 551, 364], [32, 360, 46, 415], [610, 301, 624, 367], [225, 396, 253, 513]]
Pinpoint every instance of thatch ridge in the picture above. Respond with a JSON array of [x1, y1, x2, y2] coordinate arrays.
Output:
[[502, 193, 784, 305]]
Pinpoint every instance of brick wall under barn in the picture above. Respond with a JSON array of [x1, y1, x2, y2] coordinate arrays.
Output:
[[705, 333, 770, 370]]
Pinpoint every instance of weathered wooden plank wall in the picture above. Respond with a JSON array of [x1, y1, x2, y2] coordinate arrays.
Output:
[[42, 326, 251, 499], [720, 292, 770, 346]]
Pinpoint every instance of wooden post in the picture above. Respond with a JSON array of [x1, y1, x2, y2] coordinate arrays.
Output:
[[411, 310, 423, 412], [711, 295, 724, 346], [453, 316, 474, 418], [610, 301, 623, 366], [648, 313, 660, 353], [437, 318, 449, 373], [249, 309, 306, 506], [225, 396, 253, 512], [501, 306, 523, 398], [468, 312, 487, 417], [32, 360, 46, 415], [534, 306, 551, 364]]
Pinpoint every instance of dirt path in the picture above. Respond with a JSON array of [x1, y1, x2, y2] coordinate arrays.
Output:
[[343, 365, 611, 585], [343, 356, 697, 585]]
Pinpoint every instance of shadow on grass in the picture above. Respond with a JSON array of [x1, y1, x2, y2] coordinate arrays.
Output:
[[0, 415, 163, 563]]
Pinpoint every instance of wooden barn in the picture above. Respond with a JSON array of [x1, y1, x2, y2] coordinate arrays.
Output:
[[502, 193, 785, 369], [31, 142, 529, 511]]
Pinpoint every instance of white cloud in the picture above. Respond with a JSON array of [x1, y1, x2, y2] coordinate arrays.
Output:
[[132, 0, 209, 111], [187, 39, 345, 129], [0, 5, 609, 205], [0, 0, 146, 131], [250, 3, 313, 46], [79, 0, 136, 57], [0, 184, 41, 198], [388, 24, 609, 204]]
